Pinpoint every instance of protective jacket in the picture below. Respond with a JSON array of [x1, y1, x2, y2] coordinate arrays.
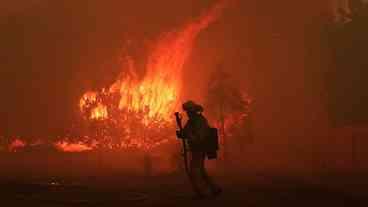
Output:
[[183, 114, 209, 152]]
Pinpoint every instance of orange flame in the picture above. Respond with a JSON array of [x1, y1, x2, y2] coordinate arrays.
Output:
[[75, 0, 230, 150], [90, 103, 108, 120], [54, 141, 96, 152], [79, 91, 97, 112], [81, 0, 228, 123], [0, 1, 234, 154]]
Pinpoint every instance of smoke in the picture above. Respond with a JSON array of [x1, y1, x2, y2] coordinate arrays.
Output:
[[5, 0, 362, 176], [331, 0, 368, 16], [1, 0, 44, 17], [333, 0, 350, 11]]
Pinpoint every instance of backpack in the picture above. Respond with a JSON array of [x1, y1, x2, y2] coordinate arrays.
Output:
[[205, 127, 219, 159]]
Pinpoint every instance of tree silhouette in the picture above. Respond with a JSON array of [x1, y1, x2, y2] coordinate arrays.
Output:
[[205, 64, 252, 164]]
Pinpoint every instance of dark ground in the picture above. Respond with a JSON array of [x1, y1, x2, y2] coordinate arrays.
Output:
[[1, 172, 366, 207]]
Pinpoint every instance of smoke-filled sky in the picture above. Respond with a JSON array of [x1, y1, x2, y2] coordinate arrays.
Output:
[[1, 0, 334, 143]]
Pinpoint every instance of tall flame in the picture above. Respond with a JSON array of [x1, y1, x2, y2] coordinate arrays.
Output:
[[73, 0, 231, 151], [0, 1, 235, 153], [108, 0, 228, 122], [82, 0, 229, 123]]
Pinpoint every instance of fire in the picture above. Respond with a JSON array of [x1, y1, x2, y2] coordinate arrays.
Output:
[[75, 0, 230, 151], [54, 141, 96, 152], [79, 91, 109, 120], [81, 0, 229, 124], [0, 0, 232, 153], [79, 91, 97, 112], [90, 103, 108, 120], [8, 139, 26, 152]]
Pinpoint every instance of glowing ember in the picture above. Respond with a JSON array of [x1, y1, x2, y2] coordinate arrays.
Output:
[[79, 91, 109, 120], [90, 103, 108, 120], [80, 91, 97, 112], [8, 139, 26, 152], [54, 141, 96, 152]]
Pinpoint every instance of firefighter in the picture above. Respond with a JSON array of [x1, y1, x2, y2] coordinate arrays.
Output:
[[181, 100, 222, 199]]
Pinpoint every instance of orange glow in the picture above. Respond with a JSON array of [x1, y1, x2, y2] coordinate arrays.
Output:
[[79, 91, 109, 120], [8, 139, 26, 152], [81, 0, 229, 124], [1, 1, 231, 153], [110, 3, 224, 122], [79, 91, 97, 112], [90, 103, 108, 120], [54, 141, 96, 152], [75, 0, 229, 151]]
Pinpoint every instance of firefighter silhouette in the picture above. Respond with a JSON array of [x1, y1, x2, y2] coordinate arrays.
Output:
[[181, 100, 222, 199]]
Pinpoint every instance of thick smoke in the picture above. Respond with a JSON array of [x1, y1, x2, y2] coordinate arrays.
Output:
[[331, 0, 368, 17], [1, 0, 44, 17]]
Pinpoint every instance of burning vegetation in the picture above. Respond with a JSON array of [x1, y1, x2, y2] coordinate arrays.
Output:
[[72, 0, 229, 152], [0, 0, 252, 155]]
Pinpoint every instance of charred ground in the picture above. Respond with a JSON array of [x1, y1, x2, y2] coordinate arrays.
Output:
[[0, 172, 365, 207]]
